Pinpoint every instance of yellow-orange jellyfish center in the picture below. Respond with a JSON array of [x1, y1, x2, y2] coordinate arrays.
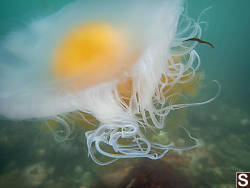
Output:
[[52, 22, 133, 91]]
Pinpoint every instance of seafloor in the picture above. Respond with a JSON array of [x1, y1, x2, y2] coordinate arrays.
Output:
[[0, 97, 249, 188]]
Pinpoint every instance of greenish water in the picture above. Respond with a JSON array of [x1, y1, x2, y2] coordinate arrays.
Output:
[[187, 0, 250, 111], [0, 1, 249, 188]]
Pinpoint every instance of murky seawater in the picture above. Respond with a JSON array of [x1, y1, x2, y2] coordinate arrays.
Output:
[[0, 0, 249, 187]]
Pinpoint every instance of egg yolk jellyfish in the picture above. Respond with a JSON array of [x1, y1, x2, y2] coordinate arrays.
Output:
[[0, 0, 220, 165]]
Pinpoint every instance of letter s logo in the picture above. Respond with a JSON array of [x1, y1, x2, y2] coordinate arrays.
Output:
[[238, 173, 248, 187]]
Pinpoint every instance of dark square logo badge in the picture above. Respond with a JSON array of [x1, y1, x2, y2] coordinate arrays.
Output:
[[236, 172, 250, 188]]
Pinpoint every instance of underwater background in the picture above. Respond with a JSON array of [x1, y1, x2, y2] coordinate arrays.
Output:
[[0, 0, 249, 187]]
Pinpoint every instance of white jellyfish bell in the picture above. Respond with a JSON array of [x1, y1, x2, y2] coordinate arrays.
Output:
[[0, 0, 219, 165]]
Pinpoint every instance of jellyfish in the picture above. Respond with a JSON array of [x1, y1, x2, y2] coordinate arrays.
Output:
[[0, 0, 219, 165]]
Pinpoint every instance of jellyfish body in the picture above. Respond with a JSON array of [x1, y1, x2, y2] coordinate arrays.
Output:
[[0, 0, 216, 165]]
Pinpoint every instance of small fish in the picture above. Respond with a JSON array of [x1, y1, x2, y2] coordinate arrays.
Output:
[[183, 37, 215, 48]]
